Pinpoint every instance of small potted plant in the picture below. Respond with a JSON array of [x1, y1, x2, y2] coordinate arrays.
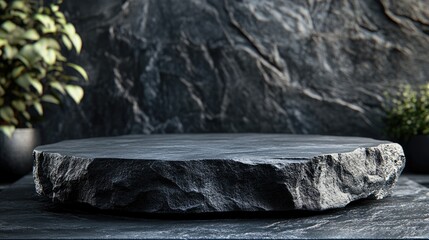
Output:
[[0, 0, 87, 182], [384, 83, 429, 173]]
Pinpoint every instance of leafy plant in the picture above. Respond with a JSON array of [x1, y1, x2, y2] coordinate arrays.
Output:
[[0, 0, 87, 137], [384, 83, 429, 141]]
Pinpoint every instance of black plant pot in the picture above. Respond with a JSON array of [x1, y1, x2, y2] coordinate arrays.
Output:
[[402, 135, 429, 173], [0, 128, 41, 183]]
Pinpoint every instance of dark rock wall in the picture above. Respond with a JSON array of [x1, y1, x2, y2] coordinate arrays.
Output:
[[40, 0, 429, 143]]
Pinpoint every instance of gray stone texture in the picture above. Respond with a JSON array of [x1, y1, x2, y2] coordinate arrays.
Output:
[[38, 0, 429, 143], [33, 134, 405, 213], [2, 175, 428, 238]]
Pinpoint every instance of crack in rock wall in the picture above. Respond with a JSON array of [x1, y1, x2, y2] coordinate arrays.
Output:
[[40, 0, 429, 143]]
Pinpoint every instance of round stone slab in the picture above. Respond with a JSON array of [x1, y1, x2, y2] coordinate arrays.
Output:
[[33, 134, 405, 213]]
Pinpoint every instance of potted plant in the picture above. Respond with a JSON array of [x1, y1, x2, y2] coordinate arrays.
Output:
[[385, 83, 429, 173], [0, 0, 87, 183]]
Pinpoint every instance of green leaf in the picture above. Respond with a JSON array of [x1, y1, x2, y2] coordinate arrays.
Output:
[[63, 23, 76, 36], [11, 100, 26, 111], [57, 18, 66, 26], [55, 11, 66, 25], [43, 49, 56, 65], [2, 21, 16, 32], [0, 106, 14, 122], [16, 74, 42, 94], [34, 65, 47, 77], [15, 74, 31, 90], [51, 4, 59, 12], [10, 117, 18, 125], [0, 106, 18, 126], [34, 39, 58, 65], [11, 66, 25, 78], [17, 44, 40, 67], [63, 24, 82, 53], [10, 10, 28, 21], [0, 125, 15, 138], [16, 55, 30, 68], [23, 92, 33, 101], [41, 95, 60, 104], [55, 50, 66, 61], [0, 39, 7, 47], [62, 35, 72, 50], [65, 85, 84, 104], [39, 38, 60, 50], [21, 110, 30, 120], [0, 0, 7, 10], [35, 14, 56, 33], [4, 45, 18, 59], [67, 63, 88, 81], [70, 34, 82, 53], [49, 81, 65, 94], [23, 29, 40, 40], [29, 78, 43, 95], [33, 40, 47, 53], [0, 86, 4, 96], [0, 98, 4, 106], [33, 101, 43, 116], [10, 0, 26, 11]]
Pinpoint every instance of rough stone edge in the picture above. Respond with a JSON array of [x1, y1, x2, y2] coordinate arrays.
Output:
[[290, 143, 405, 210], [33, 143, 405, 213]]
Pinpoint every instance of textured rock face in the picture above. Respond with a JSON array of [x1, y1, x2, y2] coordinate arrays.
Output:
[[38, 0, 429, 143], [33, 134, 405, 213]]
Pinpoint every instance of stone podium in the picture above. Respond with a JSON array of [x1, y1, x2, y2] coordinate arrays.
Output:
[[33, 134, 405, 213]]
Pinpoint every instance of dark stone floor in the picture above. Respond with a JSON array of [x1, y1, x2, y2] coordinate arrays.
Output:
[[0, 175, 428, 238], [406, 174, 429, 188]]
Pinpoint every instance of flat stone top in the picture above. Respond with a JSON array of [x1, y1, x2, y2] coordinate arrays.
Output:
[[35, 134, 390, 161]]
